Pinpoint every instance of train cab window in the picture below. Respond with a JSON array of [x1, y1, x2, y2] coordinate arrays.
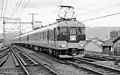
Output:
[[69, 27, 76, 34], [58, 27, 68, 35], [56, 27, 68, 41], [78, 27, 85, 35]]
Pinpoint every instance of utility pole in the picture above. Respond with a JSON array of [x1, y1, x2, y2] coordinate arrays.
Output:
[[28, 13, 38, 30], [0, 17, 8, 45], [2, 17, 32, 46]]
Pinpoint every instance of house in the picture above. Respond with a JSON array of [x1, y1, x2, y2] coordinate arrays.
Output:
[[112, 36, 120, 56], [101, 37, 117, 55]]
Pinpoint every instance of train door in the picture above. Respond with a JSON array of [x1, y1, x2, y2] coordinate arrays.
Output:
[[47, 30, 49, 46], [54, 28, 57, 48], [27, 34, 29, 44]]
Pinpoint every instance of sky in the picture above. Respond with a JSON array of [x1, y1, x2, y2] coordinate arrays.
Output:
[[0, 0, 120, 33]]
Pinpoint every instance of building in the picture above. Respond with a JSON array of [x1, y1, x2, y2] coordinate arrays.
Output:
[[113, 36, 120, 56], [110, 30, 120, 38], [110, 30, 119, 38], [101, 37, 117, 55], [101, 30, 120, 55]]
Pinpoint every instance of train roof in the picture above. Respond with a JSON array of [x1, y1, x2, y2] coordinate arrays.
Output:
[[14, 32, 29, 40], [14, 20, 85, 38], [28, 20, 85, 35], [57, 20, 85, 27]]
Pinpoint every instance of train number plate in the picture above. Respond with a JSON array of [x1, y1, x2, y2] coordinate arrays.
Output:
[[70, 35, 76, 40]]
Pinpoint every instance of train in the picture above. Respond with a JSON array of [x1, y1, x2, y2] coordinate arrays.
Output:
[[12, 6, 86, 58], [12, 18, 86, 58]]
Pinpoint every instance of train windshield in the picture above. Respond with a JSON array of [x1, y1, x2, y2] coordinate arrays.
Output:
[[57, 27, 85, 35], [69, 27, 76, 34], [57, 27, 68, 35], [56, 27, 85, 42]]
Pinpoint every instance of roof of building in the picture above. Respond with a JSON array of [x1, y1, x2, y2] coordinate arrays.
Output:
[[113, 36, 120, 43], [102, 37, 118, 46]]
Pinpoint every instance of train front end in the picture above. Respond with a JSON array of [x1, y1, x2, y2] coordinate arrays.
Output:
[[56, 21, 86, 58]]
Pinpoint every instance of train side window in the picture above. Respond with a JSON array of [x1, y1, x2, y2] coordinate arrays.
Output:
[[42, 33, 44, 40], [45, 32, 47, 40], [40, 33, 41, 40], [54, 28, 57, 41], [78, 27, 85, 35], [57, 27, 60, 35], [78, 27, 82, 34], [81, 27, 85, 34]]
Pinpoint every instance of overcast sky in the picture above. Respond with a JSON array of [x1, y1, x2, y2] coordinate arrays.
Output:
[[0, 0, 120, 33]]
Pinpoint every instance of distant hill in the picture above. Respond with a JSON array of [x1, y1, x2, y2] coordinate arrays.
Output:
[[86, 27, 120, 41]]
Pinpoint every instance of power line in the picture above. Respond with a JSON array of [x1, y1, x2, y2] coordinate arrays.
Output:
[[11, 0, 23, 17], [3, 0, 8, 17], [28, 13, 38, 30], [12, 0, 22, 17], [16, 0, 29, 13], [22, 0, 29, 8], [11, 0, 20, 17], [81, 12, 120, 22], [1, 0, 5, 17]]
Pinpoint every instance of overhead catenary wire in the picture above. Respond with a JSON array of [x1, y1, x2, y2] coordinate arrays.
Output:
[[15, 0, 30, 16], [12, 0, 23, 17], [2, 0, 8, 17], [11, 0, 20, 17], [0, 0, 5, 17], [22, 0, 29, 9], [81, 12, 120, 22], [11, 0, 23, 17]]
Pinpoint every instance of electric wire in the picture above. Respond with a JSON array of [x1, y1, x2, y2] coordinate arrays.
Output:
[[2, 0, 8, 17], [12, 0, 22, 17], [22, 0, 29, 9], [81, 12, 120, 22], [0, 0, 5, 17], [11, 0, 23, 17], [11, 0, 20, 17]]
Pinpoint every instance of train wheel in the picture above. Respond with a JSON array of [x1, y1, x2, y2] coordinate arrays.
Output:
[[71, 48, 79, 56], [55, 51, 59, 57], [34, 46, 39, 51], [80, 49, 84, 54], [48, 49, 52, 55]]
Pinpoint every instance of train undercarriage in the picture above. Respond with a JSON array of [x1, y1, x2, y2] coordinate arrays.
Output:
[[13, 43, 84, 58]]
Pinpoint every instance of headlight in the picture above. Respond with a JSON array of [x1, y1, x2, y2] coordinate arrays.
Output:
[[80, 44, 84, 47], [60, 44, 66, 48], [79, 41, 86, 47]]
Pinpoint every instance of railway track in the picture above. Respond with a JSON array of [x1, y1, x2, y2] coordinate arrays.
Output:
[[66, 57, 120, 75], [12, 49, 31, 75], [15, 45, 120, 75], [76, 57, 105, 62], [0, 47, 12, 67], [15, 46, 93, 75], [0, 48, 11, 58], [12, 47, 59, 75], [0, 54, 9, 67], [0, 47, 9, 53]]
